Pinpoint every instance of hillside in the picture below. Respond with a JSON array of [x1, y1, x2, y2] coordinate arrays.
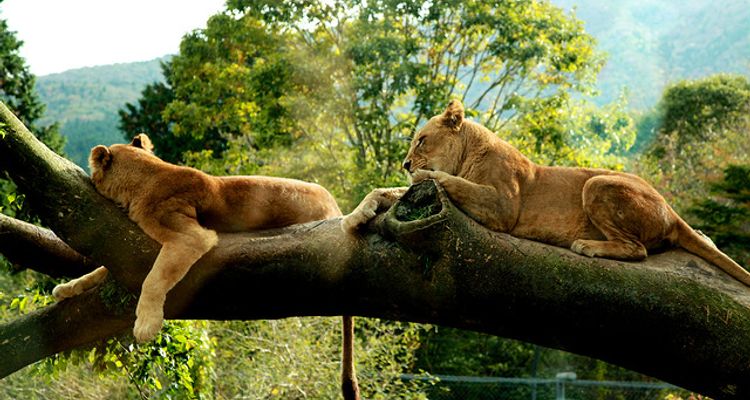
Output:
[[552, 0, 750, 109], [35, 57, 167, 167]]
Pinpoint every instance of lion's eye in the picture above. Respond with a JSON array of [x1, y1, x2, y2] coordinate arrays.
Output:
[[417, 137, 426, 147]]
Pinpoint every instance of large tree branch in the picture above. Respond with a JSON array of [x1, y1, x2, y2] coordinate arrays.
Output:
[[0, 213, 98, 277], [1, 102, 750, 399], [0, 102, 158, 291], [0, 283, 133, 378]]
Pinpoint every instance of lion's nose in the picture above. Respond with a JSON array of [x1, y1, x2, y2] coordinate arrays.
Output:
[[402, 160, 412, 172]]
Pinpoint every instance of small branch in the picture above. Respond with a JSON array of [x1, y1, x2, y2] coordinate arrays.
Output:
[[0, 213, 98, 278], [0, 283, 133, 378]]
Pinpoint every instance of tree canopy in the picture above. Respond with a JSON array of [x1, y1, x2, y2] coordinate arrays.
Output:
[[121, 0, 608, 200]]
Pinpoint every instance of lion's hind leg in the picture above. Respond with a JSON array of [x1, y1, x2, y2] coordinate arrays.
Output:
[[571, 175, 671, 261], [134, 212, 218, 343], [52, 266, 109, 301]]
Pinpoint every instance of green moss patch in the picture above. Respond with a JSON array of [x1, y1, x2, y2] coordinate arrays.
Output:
[[395, 182, 442, 222]]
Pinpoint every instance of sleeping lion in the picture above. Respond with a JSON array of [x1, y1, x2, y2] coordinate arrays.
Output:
[[343, 100, 750, 287], [53, 134, 360, 400]]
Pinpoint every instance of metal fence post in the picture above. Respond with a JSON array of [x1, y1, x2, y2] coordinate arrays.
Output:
[[555, 372, 577, 400]]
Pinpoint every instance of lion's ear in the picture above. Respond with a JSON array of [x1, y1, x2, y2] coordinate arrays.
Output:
[[90, 145, 112, 170], [441, 99, 464, 131], [130, 133, 154, 152]]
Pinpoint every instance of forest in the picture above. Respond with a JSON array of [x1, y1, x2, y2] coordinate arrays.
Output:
[[1, 0, 750, 399]]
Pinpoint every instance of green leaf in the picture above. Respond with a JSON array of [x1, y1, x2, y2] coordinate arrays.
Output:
[[18, 296, 28, 312]]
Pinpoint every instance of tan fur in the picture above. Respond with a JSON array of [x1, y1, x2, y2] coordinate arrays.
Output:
[[344, 101, 750, 287], [341, 187, 408, 232], [54, 134, 360, 400], [53, 266, 109, 300]]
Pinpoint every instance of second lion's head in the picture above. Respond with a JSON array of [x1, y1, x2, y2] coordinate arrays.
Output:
[[403, 100, 466, 177]]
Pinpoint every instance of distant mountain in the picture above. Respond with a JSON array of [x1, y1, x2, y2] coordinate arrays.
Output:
[[36, 57, 168, 167], [552, 0, 750, 109]]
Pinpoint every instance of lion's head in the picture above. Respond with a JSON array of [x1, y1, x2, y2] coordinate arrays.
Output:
[[402, 100, 466, 176], [89, 133, 156, 193]]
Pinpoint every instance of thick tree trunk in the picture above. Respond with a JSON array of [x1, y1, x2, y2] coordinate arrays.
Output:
[[1, 102, 750, 399]]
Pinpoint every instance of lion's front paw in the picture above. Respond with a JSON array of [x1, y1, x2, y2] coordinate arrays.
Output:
[[571, 240, 598, 258], [134, 299, 165, 343], [133, 312, 164, 343], [410, 169, 435, 184], [411, 169, 451, 185], [341, 199, 378, 233], [52, 282, 80, 301]]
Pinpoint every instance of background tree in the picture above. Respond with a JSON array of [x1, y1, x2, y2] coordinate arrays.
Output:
[[120, 12, 310, 169], [122, 0, 606, 200], [688, 164, 750, 268], [638, 74, 750, 211], [118, 67, 178, 163], [237, 0, 604, 190]]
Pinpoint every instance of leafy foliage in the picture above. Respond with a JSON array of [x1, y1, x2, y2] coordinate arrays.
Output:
[[653, 75, 750, 153], [0, 21, 62, 151], [255, 0, 601, 185], [637, 74, 750, 211], [122, 0, 605, 204], [688, 165, 750, 267], [118, 75, 180, 163], [120, 14, 305, 166]]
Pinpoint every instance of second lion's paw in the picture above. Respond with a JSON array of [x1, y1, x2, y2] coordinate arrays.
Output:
[[52, 282, 80, 301], [341, 200, 377, 233]]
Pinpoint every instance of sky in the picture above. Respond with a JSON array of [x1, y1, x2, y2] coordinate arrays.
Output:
[[1, 0, 226, 76]]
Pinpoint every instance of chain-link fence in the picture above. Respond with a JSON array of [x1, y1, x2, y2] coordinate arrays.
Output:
[[401, 373, 692, 400]]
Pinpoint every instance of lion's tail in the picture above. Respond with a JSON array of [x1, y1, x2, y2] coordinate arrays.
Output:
[[676, 219, 750, 287], [341, 316, 360, 400]]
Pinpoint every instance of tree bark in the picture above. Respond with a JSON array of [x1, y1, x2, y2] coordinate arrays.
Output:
[[0, 213, 98, 277], [1, 102, 750, 399]]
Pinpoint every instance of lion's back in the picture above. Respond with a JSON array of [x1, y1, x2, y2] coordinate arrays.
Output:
[[204, 176, 341, 231]]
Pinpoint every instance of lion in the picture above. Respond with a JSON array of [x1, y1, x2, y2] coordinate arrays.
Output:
[[53, 134, 360, 400], [343, 100, 750, 287]]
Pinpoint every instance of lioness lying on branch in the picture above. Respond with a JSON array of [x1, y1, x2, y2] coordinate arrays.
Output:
[[344, 100, 750, 287], [52, 134, 360, 400]]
